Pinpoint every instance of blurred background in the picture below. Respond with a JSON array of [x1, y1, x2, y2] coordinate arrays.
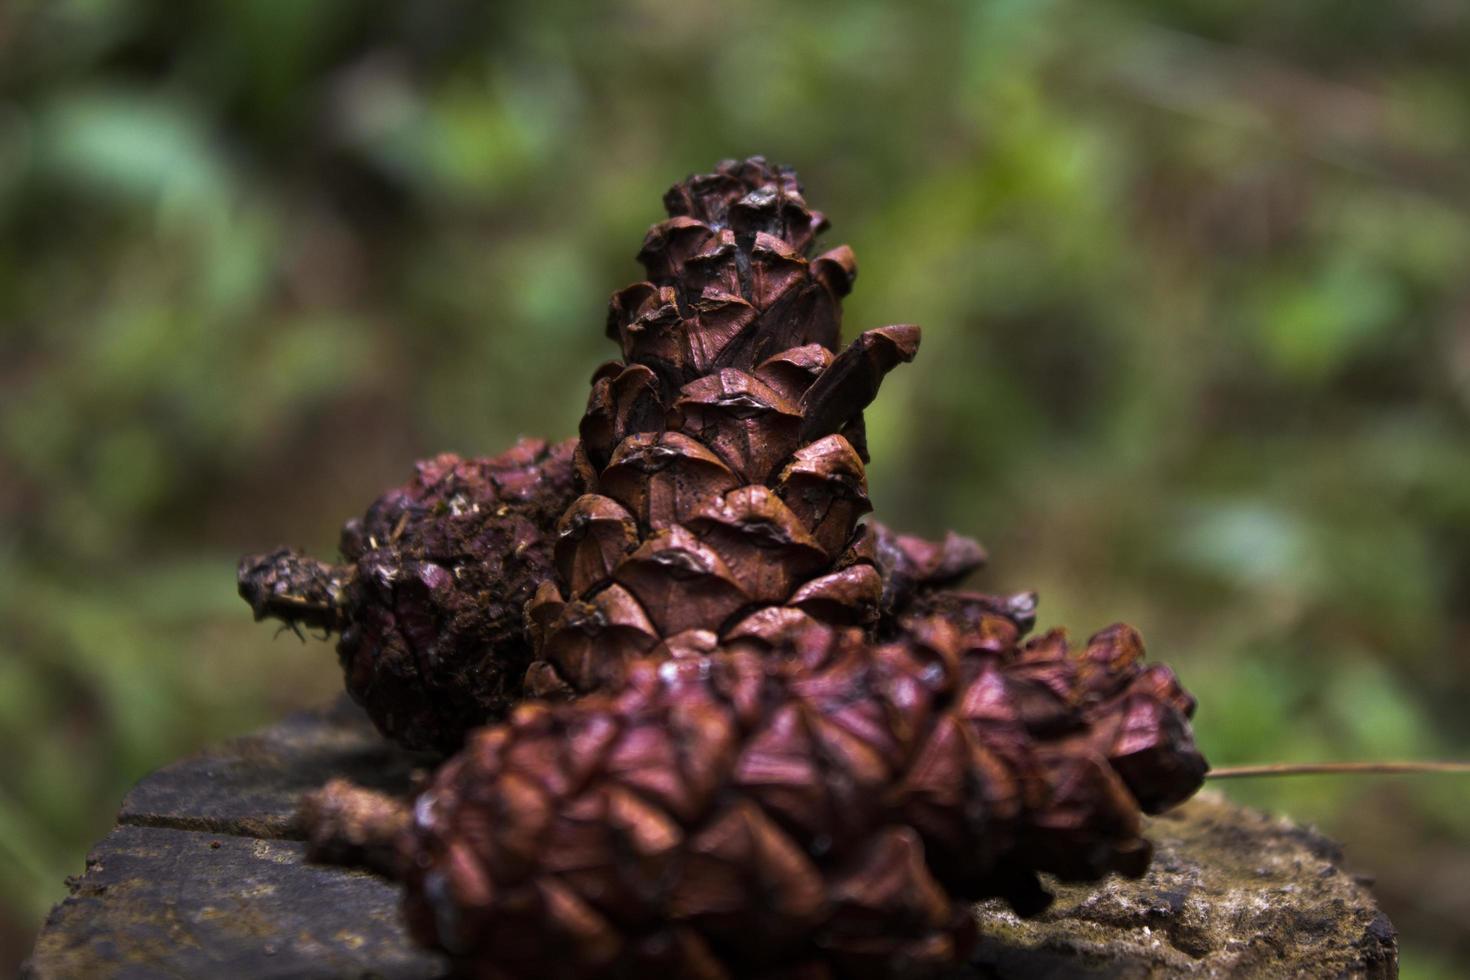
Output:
[[1, 0, 1468, 974]]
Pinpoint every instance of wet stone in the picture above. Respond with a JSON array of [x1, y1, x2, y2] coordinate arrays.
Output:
[[25, 702, 1397, 979]]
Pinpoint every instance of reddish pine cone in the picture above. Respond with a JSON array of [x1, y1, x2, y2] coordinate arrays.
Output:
[[402, 604, 1206, 978], [530, 157, 926, 700], [240, 437, 578, 751]]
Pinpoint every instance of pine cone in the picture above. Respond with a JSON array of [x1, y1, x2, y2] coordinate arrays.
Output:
[[239, 437, 578, 750], [400, 606, 1205, 978], [527, 157, 923, 701]]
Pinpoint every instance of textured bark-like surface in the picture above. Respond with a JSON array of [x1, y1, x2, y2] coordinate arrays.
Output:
[[23, 703, 1396, 980]]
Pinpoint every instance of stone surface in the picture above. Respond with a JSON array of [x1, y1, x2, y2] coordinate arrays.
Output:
[[25, 702, 1398, 979], [116, 697, 436, 840], [24, 826, 441, 980], [970, 795, 1398, 978]]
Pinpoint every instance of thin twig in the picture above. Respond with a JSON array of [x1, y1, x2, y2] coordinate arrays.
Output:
[[1208, 761, 1470, 779]]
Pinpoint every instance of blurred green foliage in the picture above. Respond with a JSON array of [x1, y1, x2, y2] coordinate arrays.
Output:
[[2, 0, 1468, 974]]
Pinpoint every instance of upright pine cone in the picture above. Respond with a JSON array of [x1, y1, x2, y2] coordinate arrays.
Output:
[[526, 157, 922, 700], [239, 438, 578, 750]]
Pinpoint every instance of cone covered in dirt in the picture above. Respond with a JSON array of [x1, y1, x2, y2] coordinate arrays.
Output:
[[239, 438, 578, 750]]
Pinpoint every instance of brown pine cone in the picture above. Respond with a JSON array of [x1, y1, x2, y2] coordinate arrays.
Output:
[[529, 157, 925, 700], [239, 437, 578, 751], [399, 607, 1206, 978]]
